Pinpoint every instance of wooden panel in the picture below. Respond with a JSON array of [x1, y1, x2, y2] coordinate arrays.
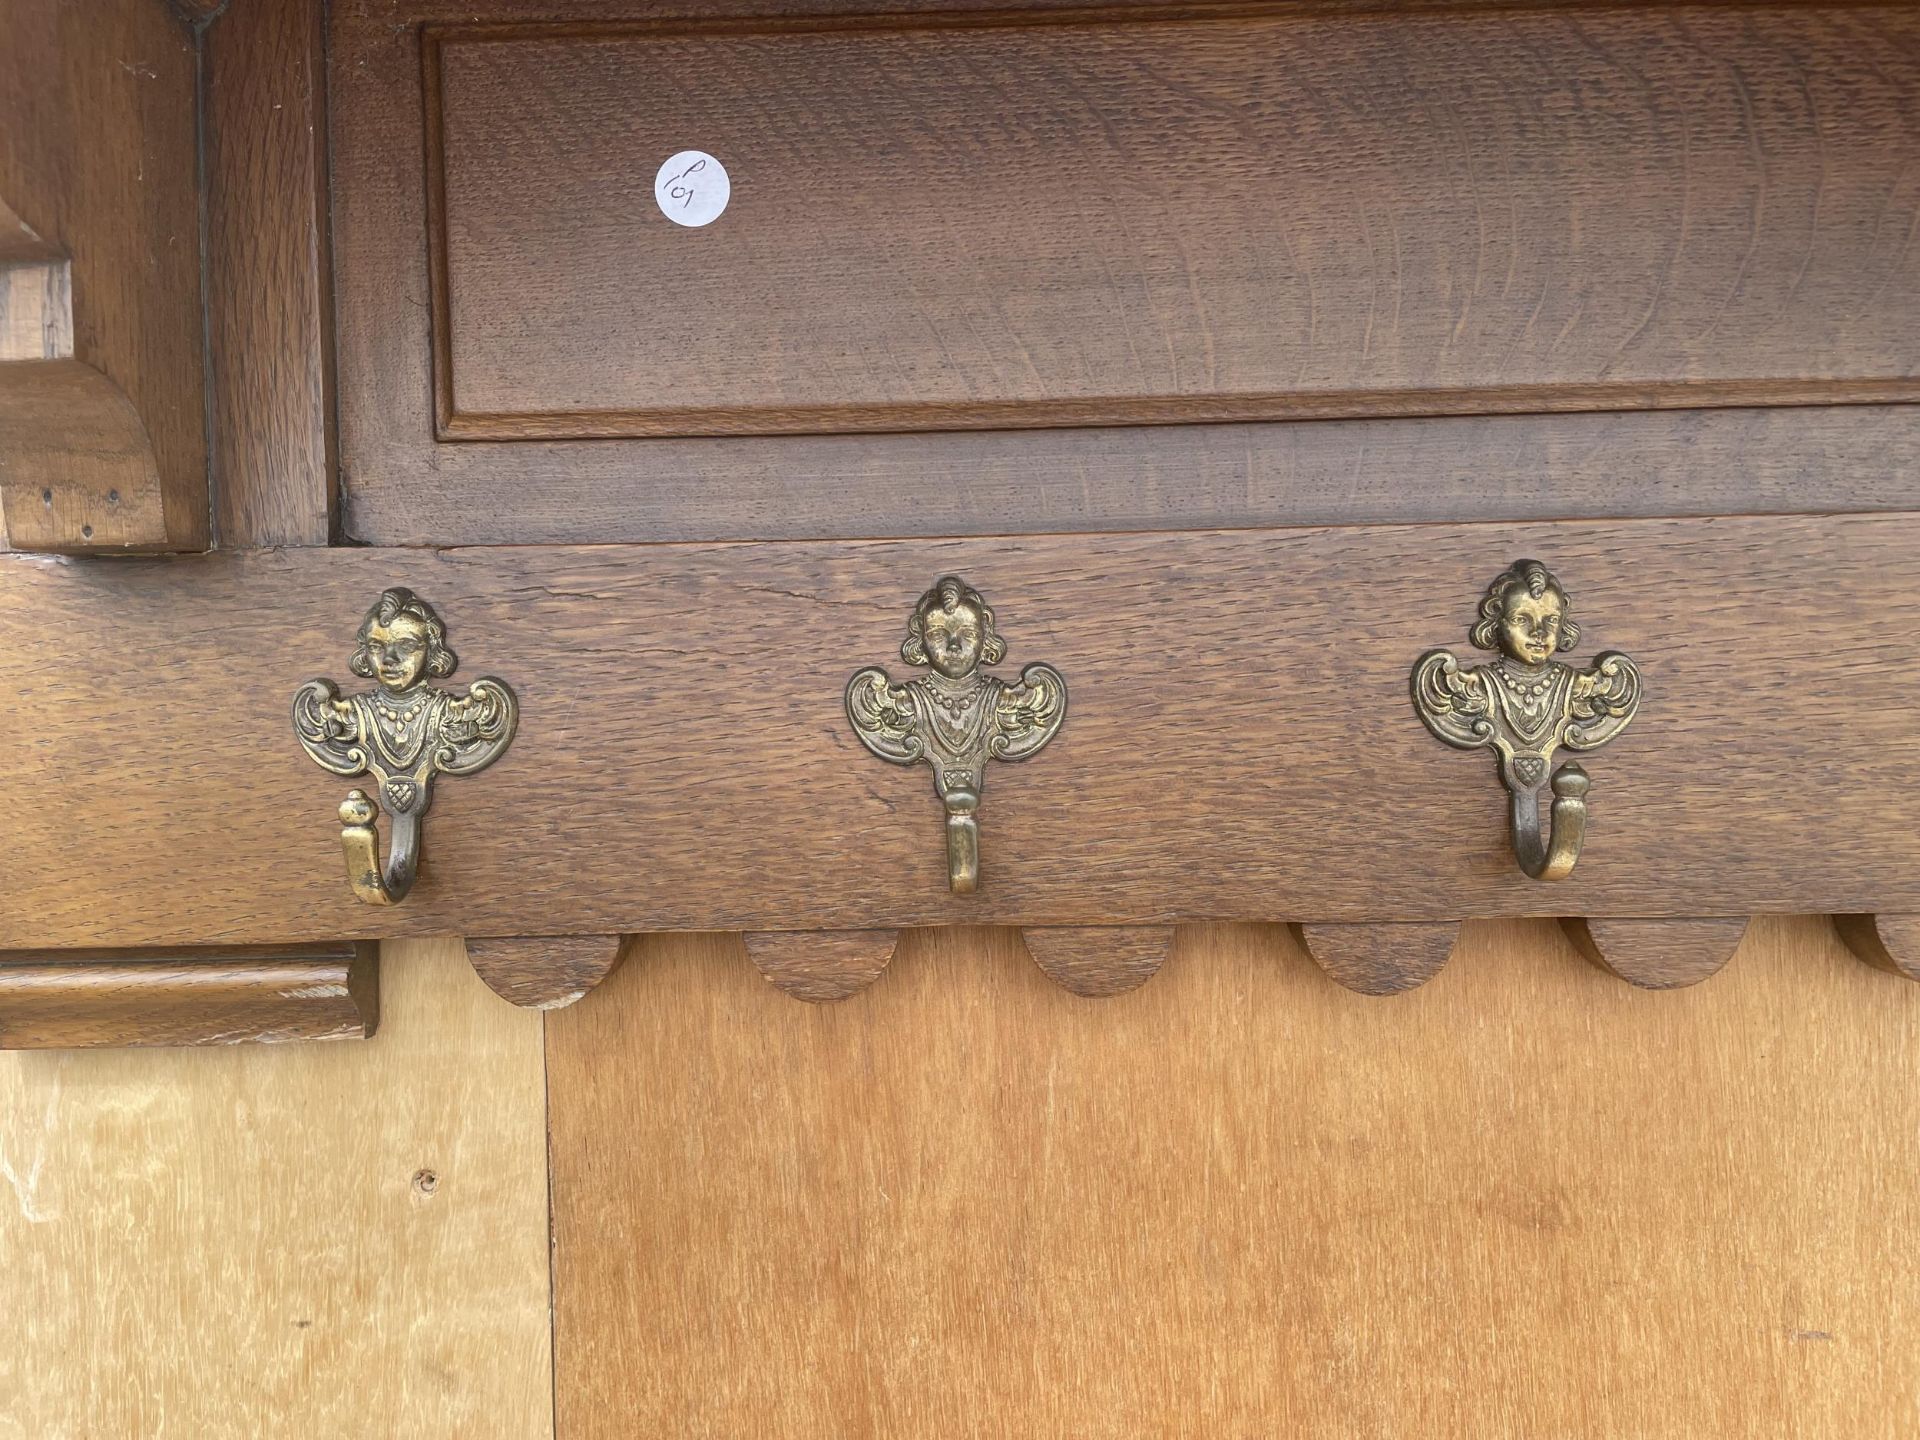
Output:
[[3, 512, 1919, 946], [0, 0, 208, 552], [546, 917, 1920, 1437], [0, 941, 377, 1049], [334, 0, 1920, 548], [204, 0, 337, 547], [340, 401, 1920, 548], [0, 940, 551, 1437], [424, 6, 1920, 438]]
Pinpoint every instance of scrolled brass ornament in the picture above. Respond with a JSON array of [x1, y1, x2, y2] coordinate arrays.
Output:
[[293, 588, 518, 905], [846, 576, 1067, 894], [1411, 560, 1641, 881]]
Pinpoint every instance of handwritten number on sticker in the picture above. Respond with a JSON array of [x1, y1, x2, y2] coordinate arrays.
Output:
[[668, 157, 707, 210]]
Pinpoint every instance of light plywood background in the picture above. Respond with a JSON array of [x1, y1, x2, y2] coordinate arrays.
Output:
[[0, 941, 551, 1440], [550, 919, 1920, 1439], [5, 922, 1919, 1437]]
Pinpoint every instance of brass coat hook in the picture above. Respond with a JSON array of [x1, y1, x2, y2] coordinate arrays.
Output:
[[293, 588, 518, 905], [1411, 561, 1641, 881], [846, 576, 1067, 893]]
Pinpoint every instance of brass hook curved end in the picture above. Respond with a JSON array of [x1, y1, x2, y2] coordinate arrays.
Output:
[[943, 787, 981, 894], [1509, 763, 1589, 882], [338, 789, 421, 906]]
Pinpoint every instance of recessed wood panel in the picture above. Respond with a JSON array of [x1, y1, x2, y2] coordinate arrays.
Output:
[[546, 918, 1920, 1437], [3, 513, 1919, 946], [336, 3, 1920, 545], [425, 6, 1920, 439]]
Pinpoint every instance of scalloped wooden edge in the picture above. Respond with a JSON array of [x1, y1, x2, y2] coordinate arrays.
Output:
[[465, 934, 627, 1009], [743, 929, 901, 1003], [1563, 917, 1750, 990], [1292, 921, 1459, 995], [1834, 914, 1920, 982], [1022, 926, 1174, 998]]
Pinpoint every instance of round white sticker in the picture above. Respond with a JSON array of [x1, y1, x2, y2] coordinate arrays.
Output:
[[654, 150, 730, 228]]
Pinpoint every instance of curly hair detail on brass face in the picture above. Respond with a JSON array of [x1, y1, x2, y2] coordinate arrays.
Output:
[[1468, 559, 1582, 666], [349, 587, 459, 694], [900, 575, 1008, 678]]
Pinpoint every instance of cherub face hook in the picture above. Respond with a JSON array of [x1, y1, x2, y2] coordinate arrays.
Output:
[[846, 576, 1067, 894], [293, 588, 518, 905], [1411, 561, 1642, 880]]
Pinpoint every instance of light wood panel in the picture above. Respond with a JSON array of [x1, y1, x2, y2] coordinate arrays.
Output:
[[0, 941, 551, 1439], [3, 515, 1918, 947], [547, 917, 1920, 1438], [0, 196, 68, 363]]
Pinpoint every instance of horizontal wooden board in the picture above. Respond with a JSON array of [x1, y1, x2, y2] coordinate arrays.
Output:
[[425, 5, 1920, 437], [333, 1, 1920, 546], [3, 512, 1919, 947], [339, 402, 1920, 547]]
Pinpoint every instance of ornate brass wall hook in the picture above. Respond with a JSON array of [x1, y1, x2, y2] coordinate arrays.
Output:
[[1411, 561, 1641, 881], [846, 576, 1067, 893], [293, 588, 517, 905]]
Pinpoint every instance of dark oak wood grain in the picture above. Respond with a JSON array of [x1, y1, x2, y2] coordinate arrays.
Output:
[[0, 942, 378, 1048], [204, 0, 337, 547], [1022, 926, 1173, 997], [332, 1, 1920, 544], [744, 930, 901, 1002], [0, 359, 169, 549], [338, 403, 1920, 548], [1, 513, 1917, 947], [422, 7, 1920, 438], [1834, 914, 1920, 983], [1564, 916, 1750, 990], [0, 0, 208, 552], [465, 934, 627, 1009], [1293, 921, 1459, 995]]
